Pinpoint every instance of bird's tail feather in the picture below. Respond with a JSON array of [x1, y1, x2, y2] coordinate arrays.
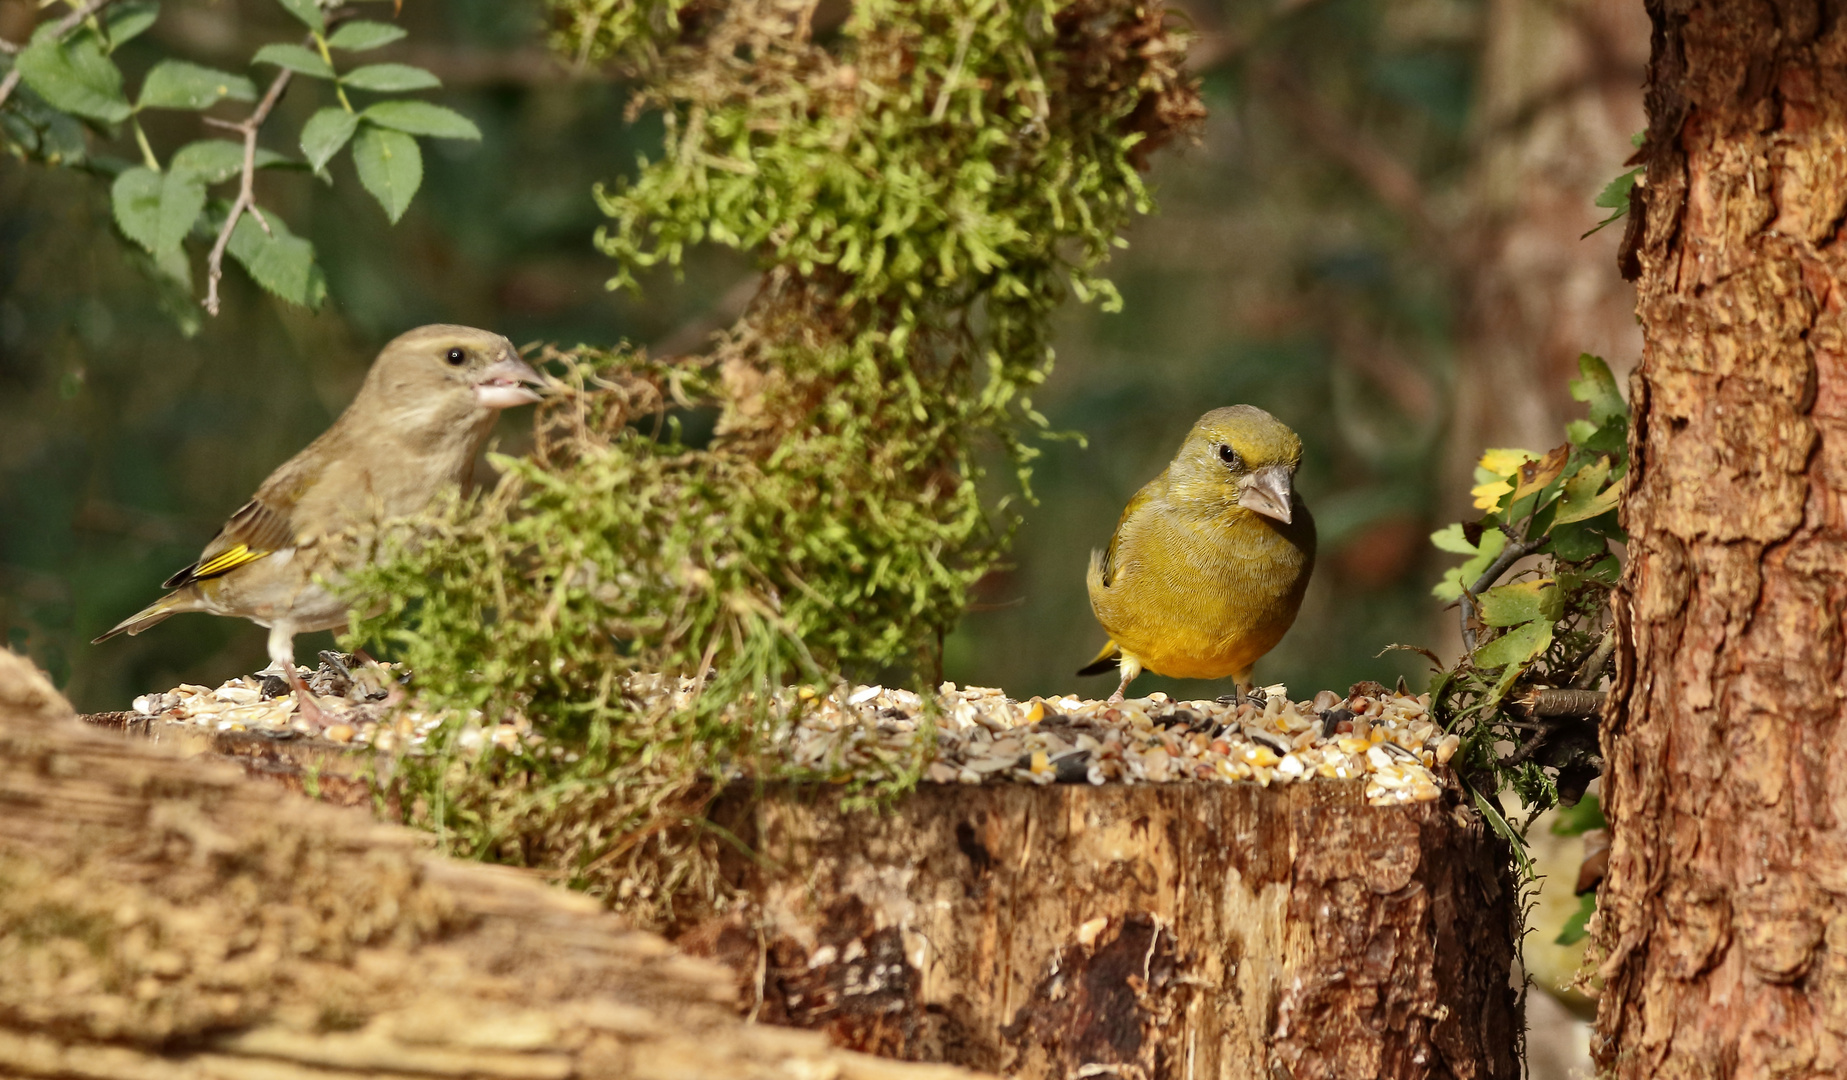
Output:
[[1076, 640, 1121, 677], [91, 592, 197, 644]]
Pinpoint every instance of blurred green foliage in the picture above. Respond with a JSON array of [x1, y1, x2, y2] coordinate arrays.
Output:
[[6, 0, 1490, 721]]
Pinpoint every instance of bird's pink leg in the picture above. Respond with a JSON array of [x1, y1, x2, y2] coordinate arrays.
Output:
[[1107, 669, 1133, 705], [283, 661, 334, 729]]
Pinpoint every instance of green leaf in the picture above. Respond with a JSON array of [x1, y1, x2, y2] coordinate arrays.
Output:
[[1583, 168, 1642, 238], [16, 32, 131, 123], [123, 242, 201, 337], [0, 55, 90, 164], [274, 0, 326, 32], [1432, 528, 1506, 602], [155, 172, 206, 252], [1554, 457, 1620, 525], [1470, 783, 1533, 878], [1570, 355, 1627, 428], [1557, 488, 1621, 528], [109, 166, 161, 251], [326, 20, 409, 51], [1430, 523, 1476, 555], [1477, 579, 1563, 627], [137, 60, 256, 110], [110, 165, 204, 255], [1594, 168, 1641, 210], [352, 123, 422, 223], [363, 99, 480, 140], [1555, 892, 1597, 946], [103, 2, 161, 49], [1565, 419, 1597, 446], [299, 107, 360, 171], [252, 43, 333, 79], [227, 209, 326, 307], [169, 139, 241, 182], [1546, 520, 1609, 563], [1551, 793, 1607, 836], [168, 139, 291, 183], [1473, 618, 1553, 669], [340, 63, 440, 92]]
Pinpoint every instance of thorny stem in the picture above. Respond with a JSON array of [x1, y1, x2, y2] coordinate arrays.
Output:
[[0, 0, 122, 112], [1458, 533, 1546, 652], [203, 67, 293, 316]]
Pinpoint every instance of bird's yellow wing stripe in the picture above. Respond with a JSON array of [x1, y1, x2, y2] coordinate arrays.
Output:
[[192, 544, 269, 579]]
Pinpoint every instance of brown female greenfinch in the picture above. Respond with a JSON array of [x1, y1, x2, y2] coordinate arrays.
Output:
[[94, 324, 543, 725], [1079, 405, 1317, 704]]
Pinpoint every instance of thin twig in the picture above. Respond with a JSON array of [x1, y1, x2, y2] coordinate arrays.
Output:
[[202, 67, 293, 315], [1459, 534, 1545, 651], [1498, 726, 1550, 770], [0, 0, 123, 112], [1519, 688, 1606, 719], [1569, 625, 1617, 690]]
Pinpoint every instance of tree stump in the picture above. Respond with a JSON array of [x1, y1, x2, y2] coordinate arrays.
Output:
[[683, 779, 1519, 1080], [73, 674, 1520, 1080]]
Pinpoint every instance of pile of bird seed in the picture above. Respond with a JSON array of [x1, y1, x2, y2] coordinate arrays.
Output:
[[123, 656, 1454, 806], [771, 682, 1454, 805]]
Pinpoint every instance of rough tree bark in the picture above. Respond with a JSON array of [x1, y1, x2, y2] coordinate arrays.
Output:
[[1600, 1, 1847, 1075], [684, 780, 1518, 1080]]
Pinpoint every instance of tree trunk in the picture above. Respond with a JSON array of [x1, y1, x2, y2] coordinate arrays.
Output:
[[0, 652, 986, 1080], [1600, 1, 1847, 1074], [683, 780, 1519, 1080]]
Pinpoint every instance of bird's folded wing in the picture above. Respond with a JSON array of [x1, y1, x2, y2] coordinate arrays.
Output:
[[161, 498, 297, 590], [1098, 485, 1155, 588]]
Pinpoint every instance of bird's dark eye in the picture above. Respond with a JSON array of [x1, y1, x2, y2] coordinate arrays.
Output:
[[1218, 444, 1241, 469], [445, 348, 466, 366]]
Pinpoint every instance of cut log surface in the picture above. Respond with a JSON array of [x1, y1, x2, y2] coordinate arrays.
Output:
[[687, 779, 1518, 1080], [1, 651, 986, 1080]]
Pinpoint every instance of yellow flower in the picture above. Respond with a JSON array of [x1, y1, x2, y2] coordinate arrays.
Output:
[[1471, 447, 1536, 510]]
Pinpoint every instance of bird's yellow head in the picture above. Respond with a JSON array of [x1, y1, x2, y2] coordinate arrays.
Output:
[[363, 324, 544, 419], [1168, 405, 1305, 524]]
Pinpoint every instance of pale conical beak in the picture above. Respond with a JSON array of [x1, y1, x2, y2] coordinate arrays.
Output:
[[1239, 464, 1296, 524], [474, 356, 544, 409]]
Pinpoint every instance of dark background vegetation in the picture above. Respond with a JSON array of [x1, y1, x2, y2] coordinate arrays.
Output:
[[0, 0, 1638, 713]]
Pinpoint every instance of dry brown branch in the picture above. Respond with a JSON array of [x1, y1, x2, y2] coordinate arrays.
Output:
[[202, 66, 292, 315]]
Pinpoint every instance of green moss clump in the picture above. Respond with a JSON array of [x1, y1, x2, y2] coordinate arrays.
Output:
[[346, 0, 1202, 925]]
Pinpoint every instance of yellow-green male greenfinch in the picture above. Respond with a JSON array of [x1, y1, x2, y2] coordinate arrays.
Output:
[[94, 324, 543, 725], [1079, 405, 1316, 704]]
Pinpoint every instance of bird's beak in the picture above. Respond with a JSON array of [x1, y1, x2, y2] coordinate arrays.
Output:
[[1238, 464, 1296, 524], [473, 356, 544, 409]]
